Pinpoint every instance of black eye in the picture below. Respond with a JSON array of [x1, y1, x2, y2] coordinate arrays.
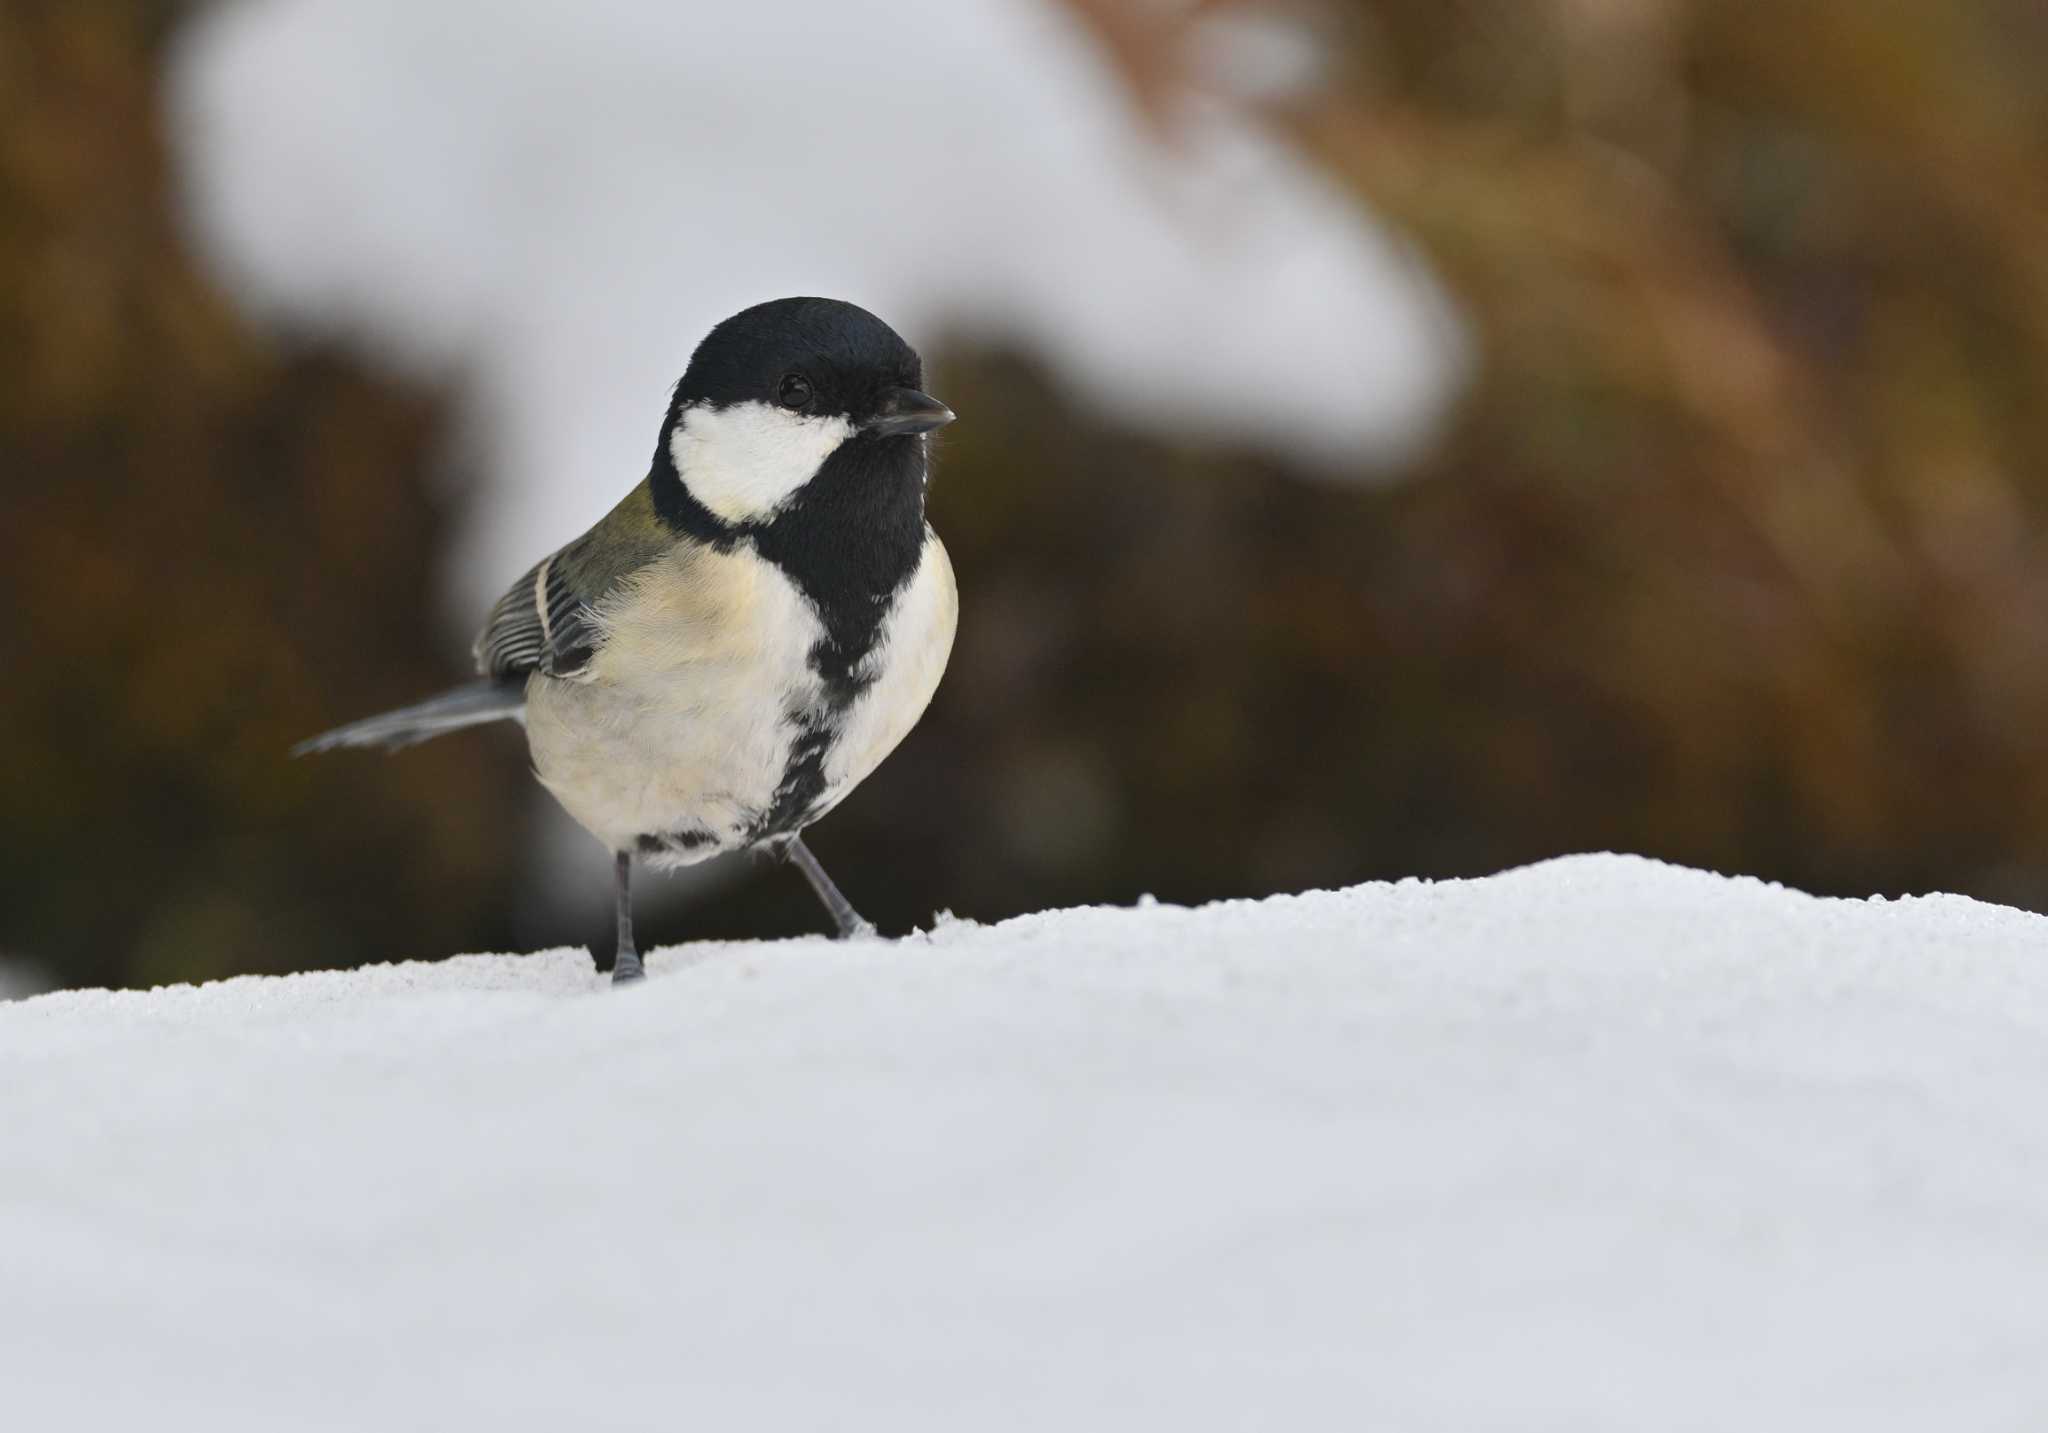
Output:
[[777, 373, 813, 410]]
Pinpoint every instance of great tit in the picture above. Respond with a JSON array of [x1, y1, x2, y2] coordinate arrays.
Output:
[[296, 297, 958, 982]]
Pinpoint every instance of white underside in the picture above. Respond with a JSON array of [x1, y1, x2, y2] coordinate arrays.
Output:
[[524, 531, 956, 861]]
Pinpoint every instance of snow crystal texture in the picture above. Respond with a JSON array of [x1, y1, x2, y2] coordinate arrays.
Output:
[[6, 854, 2048, 1430]]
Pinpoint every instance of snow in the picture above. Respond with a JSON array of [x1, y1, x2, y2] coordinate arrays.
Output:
[[8, 853, 2048, 1430], [164, 0, 1467, 614]]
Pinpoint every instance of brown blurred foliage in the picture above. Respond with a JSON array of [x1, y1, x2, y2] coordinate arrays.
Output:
[[1, 0, 528, 988], [969, 0, 2048, 910]]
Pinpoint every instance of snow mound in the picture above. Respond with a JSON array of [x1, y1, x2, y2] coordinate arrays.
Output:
[[7, 854, 2048, 1430]]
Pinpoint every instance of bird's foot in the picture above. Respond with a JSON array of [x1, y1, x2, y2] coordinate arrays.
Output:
[[611, 949, 646, 985]]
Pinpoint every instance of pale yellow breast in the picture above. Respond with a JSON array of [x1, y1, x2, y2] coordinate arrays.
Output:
[[523, 533, 956, 856], [526, 543, 825, 853], [589, 542, 817, 681]]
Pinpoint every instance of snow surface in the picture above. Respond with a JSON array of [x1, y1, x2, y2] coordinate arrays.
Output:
[[166, 0, 1466, 614], [8, 854, 2048, 1430]]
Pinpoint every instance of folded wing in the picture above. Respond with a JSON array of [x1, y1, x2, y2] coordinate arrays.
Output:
[[472, 480, 674, 683]]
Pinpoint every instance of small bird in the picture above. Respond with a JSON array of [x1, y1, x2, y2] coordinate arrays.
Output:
[[296, 297, 958, 982]]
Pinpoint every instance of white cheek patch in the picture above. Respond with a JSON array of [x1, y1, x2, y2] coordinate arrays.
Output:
[[669, 400, 855, 525]]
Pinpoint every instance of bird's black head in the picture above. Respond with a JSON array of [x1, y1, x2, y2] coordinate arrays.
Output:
[[652, 298, 954, 531], [677, 297, 947, 432]]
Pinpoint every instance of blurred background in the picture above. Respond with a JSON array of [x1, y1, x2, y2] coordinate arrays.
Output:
[[9, 0, 2048, 994]]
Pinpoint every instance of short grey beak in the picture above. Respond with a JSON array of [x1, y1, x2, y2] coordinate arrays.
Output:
[[866, 388, 956, 439]]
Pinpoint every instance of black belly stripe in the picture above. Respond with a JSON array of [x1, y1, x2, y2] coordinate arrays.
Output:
[[751, 707, 840, 840]]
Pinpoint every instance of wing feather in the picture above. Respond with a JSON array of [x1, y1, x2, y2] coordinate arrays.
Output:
[[472, 480, 673, 682]]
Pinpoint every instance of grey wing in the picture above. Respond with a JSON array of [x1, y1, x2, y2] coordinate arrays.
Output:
[[472, 482, 672, 683]]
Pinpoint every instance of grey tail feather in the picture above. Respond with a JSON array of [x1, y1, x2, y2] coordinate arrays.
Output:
[[291, 679, 526, 756]]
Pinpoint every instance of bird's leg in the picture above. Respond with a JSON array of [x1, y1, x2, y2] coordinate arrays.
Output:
[[610, 849, 644, 984], [781, 835, 877, 940]]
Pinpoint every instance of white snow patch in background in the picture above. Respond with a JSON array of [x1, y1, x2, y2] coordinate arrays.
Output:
[[8, 854, 2048, 1429], [165, 0, 1466, 615]]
